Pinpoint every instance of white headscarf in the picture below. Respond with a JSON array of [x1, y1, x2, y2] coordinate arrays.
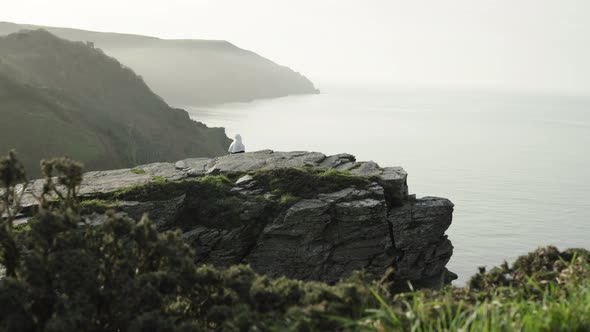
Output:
[[228, 134, 246, 153]]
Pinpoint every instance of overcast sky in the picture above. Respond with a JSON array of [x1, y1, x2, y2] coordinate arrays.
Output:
[[3, 0, 590, 95]]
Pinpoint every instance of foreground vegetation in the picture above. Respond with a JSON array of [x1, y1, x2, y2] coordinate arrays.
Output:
[[347, 246, 590, 331], [1, 152, 588, 331]]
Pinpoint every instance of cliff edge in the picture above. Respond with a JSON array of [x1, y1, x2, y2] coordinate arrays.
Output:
[[19, 150, 455, 288]]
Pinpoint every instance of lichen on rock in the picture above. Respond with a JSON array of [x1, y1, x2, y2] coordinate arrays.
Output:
[[17, 150, 455, 288]]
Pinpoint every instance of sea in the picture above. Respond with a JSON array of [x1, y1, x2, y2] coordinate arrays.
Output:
[[185, 86, 590, 284]]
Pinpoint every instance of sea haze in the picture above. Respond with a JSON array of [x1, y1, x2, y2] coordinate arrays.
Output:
[[186, 87, 590, 284]]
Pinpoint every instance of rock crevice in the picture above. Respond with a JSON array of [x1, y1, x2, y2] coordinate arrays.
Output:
[[18, 150, 455, 287]]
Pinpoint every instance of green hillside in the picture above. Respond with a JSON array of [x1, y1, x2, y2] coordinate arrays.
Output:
[[0, 29, 230, 177], [0, 21, 319, 105]]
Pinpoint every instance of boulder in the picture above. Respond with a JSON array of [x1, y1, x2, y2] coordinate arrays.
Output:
[[15, 150, 455, 287]]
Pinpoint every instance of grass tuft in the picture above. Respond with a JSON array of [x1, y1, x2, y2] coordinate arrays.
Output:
[[253, 168, 371, 198], [345, 246, 590, 331], [80, 199, 121, 213], [130, 168, 146, 175]]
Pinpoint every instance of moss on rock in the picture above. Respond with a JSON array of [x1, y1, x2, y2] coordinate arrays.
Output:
[[108, 175, 232, 202], [129, 168, 146, 175], [80, 199, 121, 214], [252, 167, 373, 198]]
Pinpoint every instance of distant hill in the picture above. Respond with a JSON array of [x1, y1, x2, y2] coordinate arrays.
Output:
[[0, 29, 230, 176], [0, 22, 319, 106]]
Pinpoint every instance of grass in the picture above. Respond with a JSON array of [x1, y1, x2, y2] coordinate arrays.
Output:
[[151, 175, 166, 183], [253, 167, 372, 198], [80, 199, 121, 213], [278, 193, 300, 207], [341, 247, 590, 331], [107, 175, 230, 202], [130, 168, 146, 175], [351, 279, 590, 331]]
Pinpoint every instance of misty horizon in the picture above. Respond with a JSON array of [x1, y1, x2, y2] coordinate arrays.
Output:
[[3, 0, 590, 97], [1, 2, 590, 329]]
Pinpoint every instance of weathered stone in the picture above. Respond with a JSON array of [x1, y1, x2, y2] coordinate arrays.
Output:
[[205, 150, 328, 174], [244, 185, 393, 283], [14, 150, 455, 288], [388, 197, 454, 284], [175, 157, 212, 176], [79, 169, 152, 196], [349, 161, 381, 177], [319, 153, 356, 169], [235, 174, 255, 185], [133, 162, 186, 181], [379, 166, 409, 203], [389, 197, 454, 250], [119, 194, 186, 229], [183, 226, 261, 267]]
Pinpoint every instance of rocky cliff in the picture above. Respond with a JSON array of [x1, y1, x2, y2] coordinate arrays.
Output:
[[19, 151, 455, 287], [0, 29, 230, 177], [0, 21, 320, 105]]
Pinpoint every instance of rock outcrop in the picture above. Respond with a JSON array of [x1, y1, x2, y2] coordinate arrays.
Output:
[[18, 150, 455, 288]]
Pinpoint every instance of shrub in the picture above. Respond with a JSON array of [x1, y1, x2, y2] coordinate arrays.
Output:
[[0, 153, 374, 331], [0, 152, 588, 332]]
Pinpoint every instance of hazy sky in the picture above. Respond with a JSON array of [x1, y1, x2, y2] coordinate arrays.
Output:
[[3, 0, 590, 95]]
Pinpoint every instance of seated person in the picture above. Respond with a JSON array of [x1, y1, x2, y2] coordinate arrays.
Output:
[[228, 134, 245, 154]]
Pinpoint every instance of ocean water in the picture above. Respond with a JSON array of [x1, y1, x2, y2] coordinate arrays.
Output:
[[185, 87, 590, 284]]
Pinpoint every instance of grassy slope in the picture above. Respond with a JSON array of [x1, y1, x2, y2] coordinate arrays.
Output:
[[0, 30, 230, 176], [349, 247, 590, 331], [0, 21, 319, 105], [0, 72, 112, 173]]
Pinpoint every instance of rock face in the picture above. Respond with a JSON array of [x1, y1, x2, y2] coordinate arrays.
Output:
[[19, 150, 455, 287]]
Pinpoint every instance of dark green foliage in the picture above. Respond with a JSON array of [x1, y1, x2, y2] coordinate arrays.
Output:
[[467, 245, 590, 296], [0, 279, 35, 331], [1, 212, 372, 331], [11, 223, 30, 234], [0, 154, 377, 331], [253, 168, 372, 199], [0, 150, 26, 190], [38, 157, 84, 210], [0, 29, 230, 177], [1, 153, 589, 331], [0, 151, 27, 276]]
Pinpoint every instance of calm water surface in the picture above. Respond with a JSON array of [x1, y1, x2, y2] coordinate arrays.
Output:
[[186, 88, 590, 284]]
